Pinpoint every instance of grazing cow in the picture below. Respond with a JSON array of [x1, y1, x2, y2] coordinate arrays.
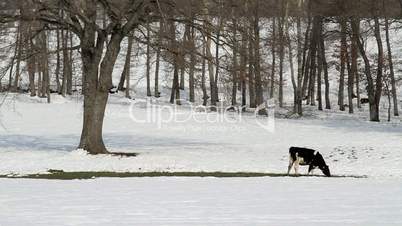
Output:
[[288, 147, 331, 177]]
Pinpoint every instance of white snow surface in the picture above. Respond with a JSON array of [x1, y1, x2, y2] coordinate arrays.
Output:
[[1, 94, 402, 226], [1, 177, 402, 226], [0, 93, 401, 178]]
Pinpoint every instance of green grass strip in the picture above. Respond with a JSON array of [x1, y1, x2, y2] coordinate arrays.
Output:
[[0, 170, 367, 180]]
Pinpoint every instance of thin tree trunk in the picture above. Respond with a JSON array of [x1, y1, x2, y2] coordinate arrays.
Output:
[[27, 34, 36, 97], [253, 3, 264, 113], [55, 28, 61, 93], [347, 41, 354, 114], [37, 64, 42, 97], [315, 18, 324, 111], [118, 36, 133, 93], [307, 17, 320, 107], [248, 27, 256, 109], [373, 16, 384, 121], [201, 38, 208, 106], [301, 17, 312, 102], [353, 17, 382, 122], [385, 18, 399, 116], [319, 21, 331, 110], [202, 0, 216, 108], [180, 23, 190, 91], [169, 21, 181, 105], [42, 31, 51, 103], [270, 17, 276, 99], [122, 35, 133, 99], [8, 25, 19, 91], [339, 18, 347, 111], [240, 31, 247, 110], [12, 23, 22, 92], [154, 20, 162, 98], [214, 19, 222, 104], [296, 17, 303, 115], [66, 30, 73, 95], [188, 23, 195, 103], [351, 18, 361, 109], [278, 16, 285, 107], [231, 10, 238, 106], [146, 20, 152, 97], [61, 28, 69, 97]]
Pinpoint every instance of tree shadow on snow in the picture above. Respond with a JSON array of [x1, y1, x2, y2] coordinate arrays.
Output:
[[0, 134, 223, 153]]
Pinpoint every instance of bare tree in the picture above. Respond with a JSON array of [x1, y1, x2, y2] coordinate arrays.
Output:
[[385, 18, 399, 116]]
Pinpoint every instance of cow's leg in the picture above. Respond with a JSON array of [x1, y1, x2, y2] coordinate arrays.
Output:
[[294, 157, 300, 175], [287, 156, 294, 175], [308, 165, 315, 175]]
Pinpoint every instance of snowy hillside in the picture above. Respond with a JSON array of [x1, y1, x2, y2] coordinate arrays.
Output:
[[0, 93, 401, 178]]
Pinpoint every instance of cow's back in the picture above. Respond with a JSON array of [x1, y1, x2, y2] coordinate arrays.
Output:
[[289, 147, 316, 161]]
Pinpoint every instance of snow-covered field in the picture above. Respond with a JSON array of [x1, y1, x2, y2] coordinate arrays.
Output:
[[1, 177, 402, 226], [1, 93, 402, 225], [0, 93, 401, 178]]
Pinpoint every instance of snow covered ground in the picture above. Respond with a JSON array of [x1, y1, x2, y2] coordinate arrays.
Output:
[[1, 177, 402, 226], [1, 94, 402, 225], [0, 93, 401, 178]]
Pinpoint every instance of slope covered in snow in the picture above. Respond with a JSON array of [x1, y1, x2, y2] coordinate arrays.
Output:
[[0, 93, 401, 178]]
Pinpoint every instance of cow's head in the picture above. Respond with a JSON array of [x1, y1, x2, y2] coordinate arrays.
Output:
[[314, 152, 331, 177]]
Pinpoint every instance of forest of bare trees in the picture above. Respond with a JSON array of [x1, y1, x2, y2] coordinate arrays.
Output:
[[1, 0, 401, 154]]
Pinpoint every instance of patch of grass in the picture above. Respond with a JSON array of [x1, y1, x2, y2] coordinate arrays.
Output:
[[0, 170, 368, 180]]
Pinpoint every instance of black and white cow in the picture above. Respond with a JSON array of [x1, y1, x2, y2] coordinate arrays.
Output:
[[287, 147, 331, 177]]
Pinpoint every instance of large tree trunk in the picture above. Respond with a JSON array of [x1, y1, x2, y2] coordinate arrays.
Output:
[[79, 31, 123, 154], [385, 19, 399, 116]]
